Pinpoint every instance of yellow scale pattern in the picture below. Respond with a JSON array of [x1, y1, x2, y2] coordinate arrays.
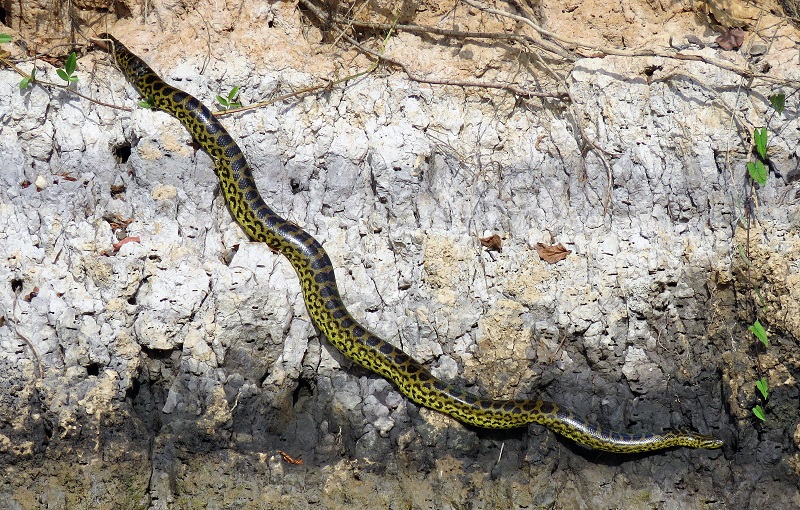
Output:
[[95, 34, 723, 453]]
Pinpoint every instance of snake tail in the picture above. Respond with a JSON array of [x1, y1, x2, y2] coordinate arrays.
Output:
[[93, 34, 723, 454]]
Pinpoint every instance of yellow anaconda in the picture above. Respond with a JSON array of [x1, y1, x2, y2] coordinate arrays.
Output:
[[94, 34, 723, 454]]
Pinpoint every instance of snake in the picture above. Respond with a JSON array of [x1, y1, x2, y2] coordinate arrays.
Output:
[[93, 34, 723, 454]]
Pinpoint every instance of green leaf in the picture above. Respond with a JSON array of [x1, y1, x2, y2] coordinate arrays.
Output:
[[754, 127, 767, 160], [57, 71, 78, 83], [747, 160, 767, 186], [138, 97, 154, 109], [735, 243, 751, 266], [769, 93, 785, 114], [754, 287, 766, 307], [56, 53, 79, 84], [19, 66, 35, 91], [217, 87, 242, 110], [0, 34, 12, 44], [64, 52, 77, 76], [748, 319, 769, 347], [756, 378, 769, 400], [752, 405, 766, 421]]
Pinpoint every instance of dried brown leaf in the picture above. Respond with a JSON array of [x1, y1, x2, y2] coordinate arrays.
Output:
[[23, 286, 39, 302], [54, 172, 77, 182], [716, 28, 745, 50], [112, 236, 140, 253], [534, 242, 571, 264], [278, 450, 303, 465], [479, 234, 503, 252]]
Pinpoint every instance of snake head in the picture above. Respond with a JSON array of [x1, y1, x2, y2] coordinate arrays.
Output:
[[668, 428, 724, 449], [692, 433, 725, 449]]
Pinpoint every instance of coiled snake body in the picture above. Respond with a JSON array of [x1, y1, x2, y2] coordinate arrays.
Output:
[[95, 34, 723, 453]]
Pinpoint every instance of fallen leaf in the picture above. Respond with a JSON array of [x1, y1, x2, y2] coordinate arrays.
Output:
[[113, 236, 140, 253], [278, 450, 303, 465], [716, 28, 745, 50], [534, 243, 571, 264], [54, 171, 78, 182], [105, 213, 134, 231], [24, 286, 39, 302], [479, 234, 503, 252]]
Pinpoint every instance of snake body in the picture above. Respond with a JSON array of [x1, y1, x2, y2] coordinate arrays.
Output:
[[95, 34, 723, 453]]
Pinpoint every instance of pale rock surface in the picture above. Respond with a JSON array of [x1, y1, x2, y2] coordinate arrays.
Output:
[[1, 0, 799, 508]]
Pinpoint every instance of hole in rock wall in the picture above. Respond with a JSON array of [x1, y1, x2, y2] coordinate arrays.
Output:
[[292, 377, 315, 407], [86, 363, 100, 376], [114, 142, 131, 163]]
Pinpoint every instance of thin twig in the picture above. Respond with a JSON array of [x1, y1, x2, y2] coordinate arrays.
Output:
[[10, 287, 42, 381], [297, 0, 578, 61], [299, 0, 565, 99], [214, 42, 387, 117], [1, 55, 132, 112], [343, 33, 566, 99]]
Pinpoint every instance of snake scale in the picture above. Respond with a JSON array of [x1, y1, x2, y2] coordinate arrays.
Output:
[[94, 34, 723, 453]]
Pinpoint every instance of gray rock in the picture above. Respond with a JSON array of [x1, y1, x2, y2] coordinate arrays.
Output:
[[0, 26, 798, 509]]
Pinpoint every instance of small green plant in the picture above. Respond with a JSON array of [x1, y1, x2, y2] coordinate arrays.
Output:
[[1, 34, 36, 90], [768, 93, 785, 114], [753, 127, 767, 159], [216, 86, 241, 110], [746, 159, 767, 186], [756, 377, 769, 400], [748, 319, 768, 348], [19, 66, 36, 90], [742, 93, 785, 423], [753, 374, 769, 422], [57, 52, 79, 84], [138, 96, 155, 109], [749, 320, 769, 422], [747, 127, 768, 186]]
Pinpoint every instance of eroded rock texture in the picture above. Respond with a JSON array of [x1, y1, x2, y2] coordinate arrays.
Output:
[[0, 1, 799, 508]]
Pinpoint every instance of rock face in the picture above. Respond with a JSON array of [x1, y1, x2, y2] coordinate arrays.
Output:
[[1, 1, 799, 508]]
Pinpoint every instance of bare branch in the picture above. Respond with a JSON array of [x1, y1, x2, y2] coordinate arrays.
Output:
[[343, 34, 566, 100], [298, 0, 577, 61], [462, 0, 799, 86], [298, 0, 567, 100]]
